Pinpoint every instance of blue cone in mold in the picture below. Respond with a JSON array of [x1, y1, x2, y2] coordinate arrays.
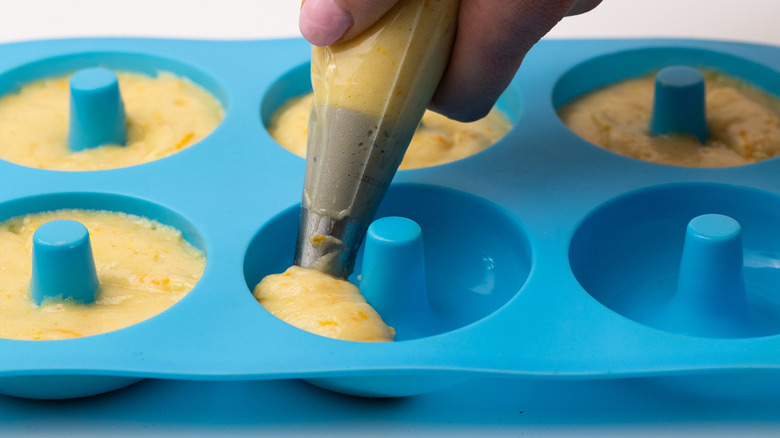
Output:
[[359, 216, 435, 338], [31, 219, 99, 305], [650, 65, 708, 144], [664, 214, 756, 337], [68, 67, 127, 151]]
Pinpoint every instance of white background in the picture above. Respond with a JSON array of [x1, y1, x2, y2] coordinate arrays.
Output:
[[1, 1, 779, 437], [0, 0, 777, 45]]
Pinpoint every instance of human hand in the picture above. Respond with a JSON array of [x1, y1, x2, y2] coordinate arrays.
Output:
[[299, 0, 602, 122]]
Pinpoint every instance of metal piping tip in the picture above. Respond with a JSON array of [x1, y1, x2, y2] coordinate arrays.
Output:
[[294, 206, 367, 278]]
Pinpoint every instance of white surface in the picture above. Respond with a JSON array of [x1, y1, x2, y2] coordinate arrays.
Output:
[[549, 0, 780, 45], [0, 0, 779, 46], [1, 1, 779, 437]]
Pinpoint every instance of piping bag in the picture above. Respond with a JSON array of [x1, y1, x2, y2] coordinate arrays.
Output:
[[294, 0, 459, 278]]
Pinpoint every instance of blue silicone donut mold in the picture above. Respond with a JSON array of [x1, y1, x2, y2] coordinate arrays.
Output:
[[570, 183, 780, 338], [0, 37, 779, 400]]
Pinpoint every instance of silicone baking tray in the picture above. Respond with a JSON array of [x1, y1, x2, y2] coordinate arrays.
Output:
[[0, 36, 779, 399]]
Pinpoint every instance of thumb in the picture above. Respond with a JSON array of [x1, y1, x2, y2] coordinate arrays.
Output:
[[300, 0, 400, 47]]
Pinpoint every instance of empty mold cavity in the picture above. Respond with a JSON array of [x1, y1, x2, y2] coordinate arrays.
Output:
[[260, 62, 521, 169], [553, 47, 780, 167], [244, 183, 531, 341], [570, 183, 780, 338], [0, 52, 226, 171]]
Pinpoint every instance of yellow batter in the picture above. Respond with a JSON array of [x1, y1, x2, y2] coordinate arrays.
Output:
[[0, 71, 224, 171], [269, 93, 512, 169], [0, 209, 205, 340], [558, 70, 780, 167], [253, 266, 394, 342], [311, 0, 458, 118]]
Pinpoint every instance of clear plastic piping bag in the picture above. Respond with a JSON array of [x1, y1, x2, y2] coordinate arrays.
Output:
[[295, 0, 459, 278]]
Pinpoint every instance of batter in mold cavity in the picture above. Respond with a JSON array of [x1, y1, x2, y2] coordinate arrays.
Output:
[[268, 93, 512, 169], [558, 70, 780, 167], [253, 266, 394, 342], [0, 70, 224, 170], [0, 209, 205, 340], [255, 0, 461, 341]]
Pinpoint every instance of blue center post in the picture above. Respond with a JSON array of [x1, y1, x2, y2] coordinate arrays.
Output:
[[68, 67, 127, 151], [650, 65, 709, 143], [30, 219, 100, 305]]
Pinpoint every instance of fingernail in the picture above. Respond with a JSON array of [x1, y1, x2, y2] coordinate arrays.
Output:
[[299, 0, 352, 46]]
